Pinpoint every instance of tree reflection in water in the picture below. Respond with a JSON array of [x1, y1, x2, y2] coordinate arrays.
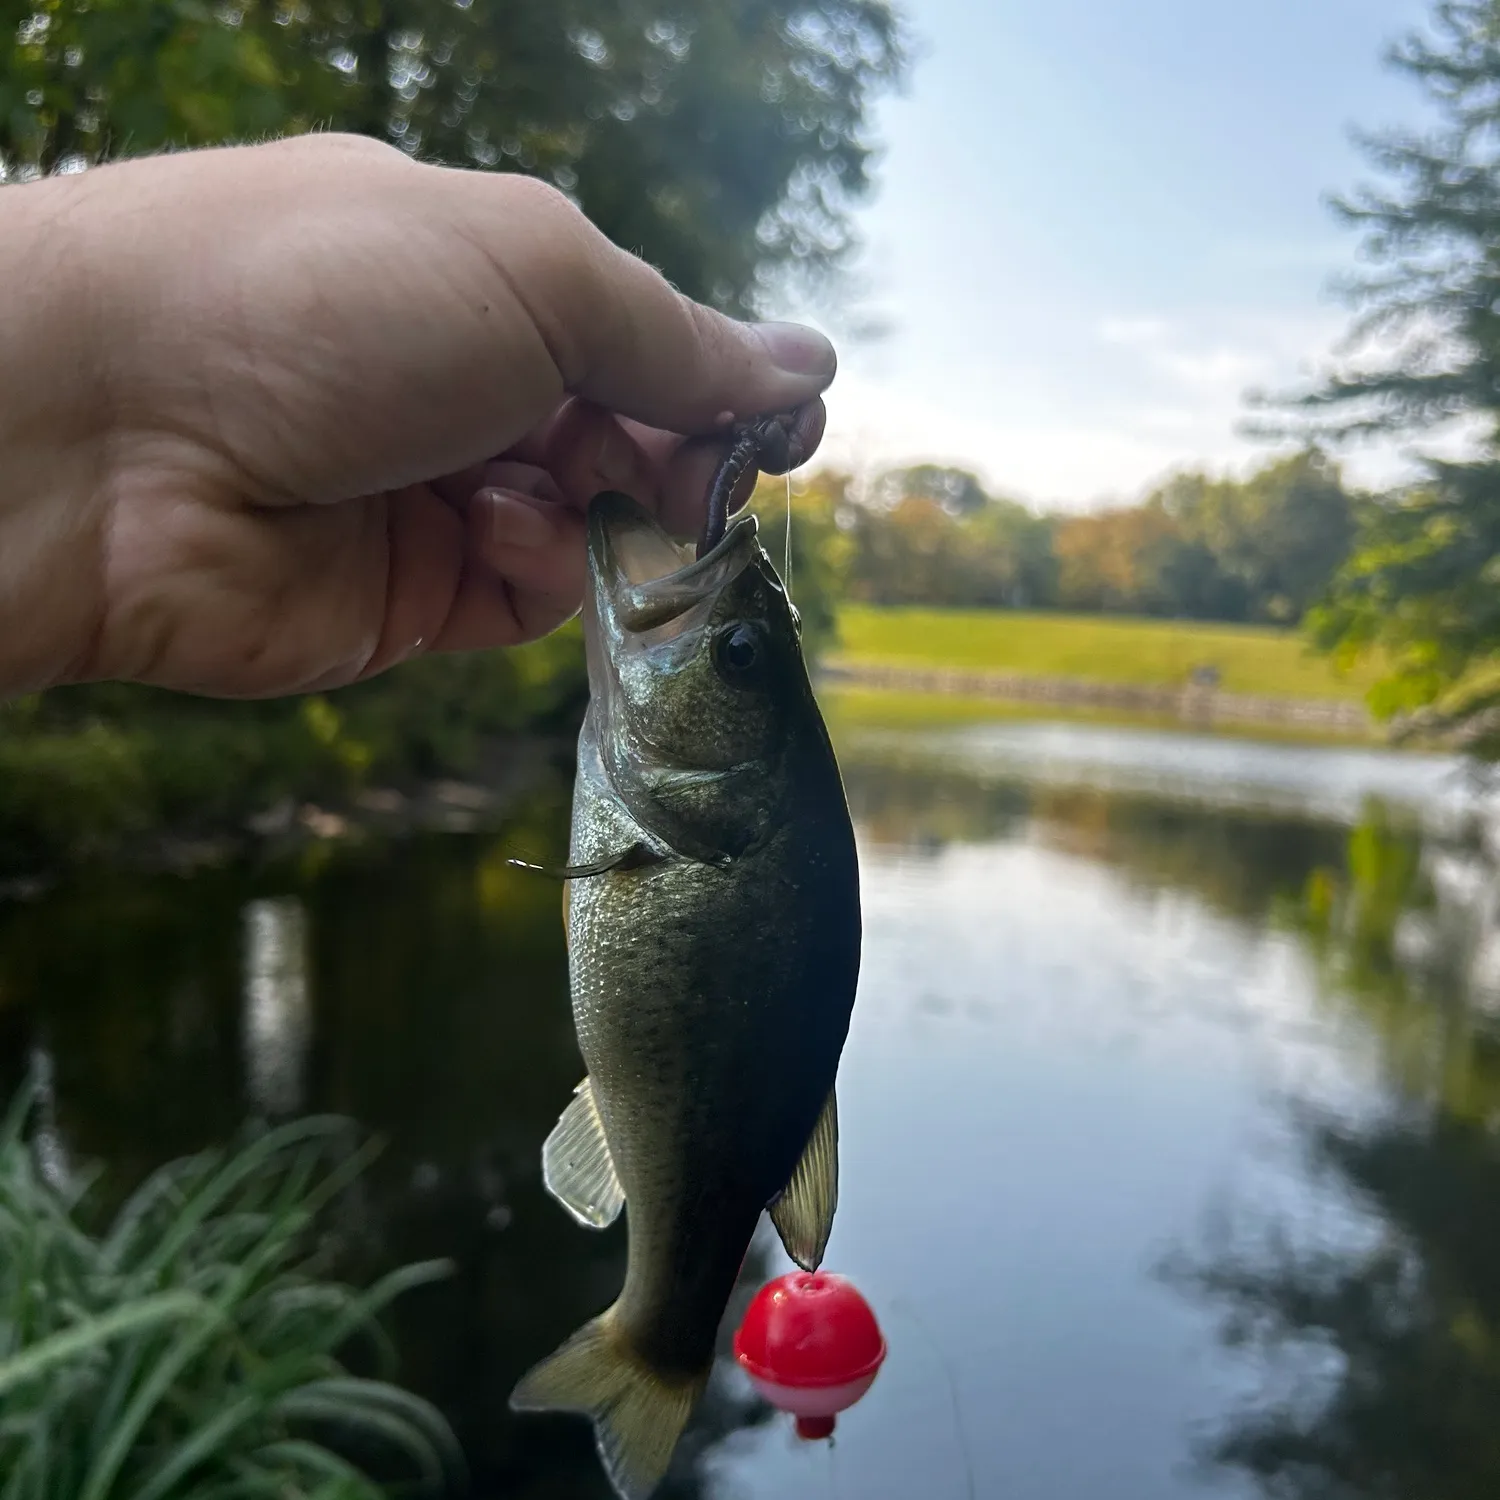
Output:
[[1171, 804, 1500, 1500], [844, 732, 1500, 1496]]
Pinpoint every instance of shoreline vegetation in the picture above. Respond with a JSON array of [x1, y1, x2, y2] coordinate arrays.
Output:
[[822, 662, 1374, 736], [0, 448, 1449, 879], [0, 604, 1429, 886]]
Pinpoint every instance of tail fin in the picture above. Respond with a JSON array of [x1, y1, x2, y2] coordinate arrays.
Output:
[[510, 1310, 708, 1500]]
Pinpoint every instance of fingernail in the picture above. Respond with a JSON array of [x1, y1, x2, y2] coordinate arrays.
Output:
[[753, 322, 837, 382], [478, 489, 557, 551]]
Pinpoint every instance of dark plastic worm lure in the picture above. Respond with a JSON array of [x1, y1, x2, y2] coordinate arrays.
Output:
[[696, 406, 820, 560]]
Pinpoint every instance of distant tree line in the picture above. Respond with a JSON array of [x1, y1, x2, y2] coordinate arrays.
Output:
[[783, 449, 1360, 626]]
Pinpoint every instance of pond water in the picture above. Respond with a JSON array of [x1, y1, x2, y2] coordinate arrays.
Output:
[[3, 712, 1500, 1500]]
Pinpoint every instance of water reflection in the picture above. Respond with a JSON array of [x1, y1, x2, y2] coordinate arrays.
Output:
[[857, 719, 1484, 827], [2, 719, 1499, 1496], [1167, 781, 1500, 1499], [242, 896, 311, 1118], [0, 781, 778, 1498], [844, 750, 1350, 925], [25, 1044, 70, 1189]]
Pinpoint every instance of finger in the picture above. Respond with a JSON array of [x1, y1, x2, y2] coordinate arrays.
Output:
[[515, 403, 732, 539], [430, 460, 491, 509], [431, 500, 585, 652], [504, 396, 829, 538], [355, 483, 468, 681], [96, 140, 837, 510], [623, 400, 829, 535], [515, 400, 661, 511], [435, 167, 838, 433], [470, 489, 588, 602]]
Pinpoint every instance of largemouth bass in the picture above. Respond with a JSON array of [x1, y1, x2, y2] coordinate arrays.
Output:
[[510, 490, 862, 1499]]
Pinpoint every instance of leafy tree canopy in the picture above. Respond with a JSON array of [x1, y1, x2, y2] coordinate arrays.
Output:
[[1, 0, 909, 313], [873, 463, 991, 516]]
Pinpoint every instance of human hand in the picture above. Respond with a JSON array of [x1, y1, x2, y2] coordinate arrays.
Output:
[[0, 134, 835, 699]]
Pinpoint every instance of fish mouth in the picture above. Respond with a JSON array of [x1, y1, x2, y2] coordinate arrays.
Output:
[[587, 491, 761, 636]]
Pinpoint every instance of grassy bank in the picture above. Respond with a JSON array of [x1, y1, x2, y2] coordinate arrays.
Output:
[[830, 606, 1382, 702], [819, 687, 1384, 748]]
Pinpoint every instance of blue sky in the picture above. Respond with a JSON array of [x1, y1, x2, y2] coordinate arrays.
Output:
[[793, 0, 1439, 508]]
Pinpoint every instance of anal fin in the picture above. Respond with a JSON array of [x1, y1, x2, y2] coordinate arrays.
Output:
[[544, 1077, 625, 1229], [769, 1087, 839, 1271]]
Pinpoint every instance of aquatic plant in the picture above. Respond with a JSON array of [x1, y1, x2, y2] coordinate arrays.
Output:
[[0, 1080, 463, 1498]]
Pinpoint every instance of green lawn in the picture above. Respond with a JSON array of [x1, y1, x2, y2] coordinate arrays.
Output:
[[818, 687, 1376, 747], [829, 606, 1382, 703]]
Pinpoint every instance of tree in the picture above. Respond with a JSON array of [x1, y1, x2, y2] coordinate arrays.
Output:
[[1156, 452, 1356, 624], [840, 469, 1058, 609], [873, 464, 991, 516], [1262, 2, 1500, 752], [1, 0, 909, 314], [965, 494, 1058, 607], [1054, 503, 1179, 615]]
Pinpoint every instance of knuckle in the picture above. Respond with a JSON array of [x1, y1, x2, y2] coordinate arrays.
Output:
[[277, 130, 409, 165], [498, 171, 582, 223]]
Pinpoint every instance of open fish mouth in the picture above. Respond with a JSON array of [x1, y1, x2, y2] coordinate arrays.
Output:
[[587, 491, 762, 637]]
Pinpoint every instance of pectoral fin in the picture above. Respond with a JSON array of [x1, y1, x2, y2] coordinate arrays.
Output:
[[544, 1078, 625, 1229], [769, 1088, 839, 1271], [508, 843, 661, 881]]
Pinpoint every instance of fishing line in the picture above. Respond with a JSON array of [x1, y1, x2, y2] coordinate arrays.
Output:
[[888, 1298, 979, 1500]]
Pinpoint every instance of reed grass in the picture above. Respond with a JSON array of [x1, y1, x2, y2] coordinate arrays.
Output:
[[0, 1076, 464, 1499]]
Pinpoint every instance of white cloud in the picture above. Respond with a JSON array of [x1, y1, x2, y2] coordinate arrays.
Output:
[[1156, 346, 1268, 391], [1097, 308, 1346, 392], [815, 381, 1237, 512], [805, 291, 1490, 510], [1097, 316, 1173, 348]]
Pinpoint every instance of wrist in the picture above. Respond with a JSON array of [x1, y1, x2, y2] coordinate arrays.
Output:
[[0, 174, 113, 697]]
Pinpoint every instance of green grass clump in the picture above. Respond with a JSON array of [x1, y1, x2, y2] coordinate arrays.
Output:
[[0, 1080, 463, 1499], [831, 606, 1385, 702]]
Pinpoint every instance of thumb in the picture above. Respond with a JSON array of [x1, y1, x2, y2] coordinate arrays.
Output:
[[436, 168, 839, 434]]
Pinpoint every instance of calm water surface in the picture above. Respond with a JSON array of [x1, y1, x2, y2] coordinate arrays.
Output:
[[2, 716, 1499, 1500]]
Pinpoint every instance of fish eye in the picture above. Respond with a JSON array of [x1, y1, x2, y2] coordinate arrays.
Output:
[[713, 623, 766, 685]]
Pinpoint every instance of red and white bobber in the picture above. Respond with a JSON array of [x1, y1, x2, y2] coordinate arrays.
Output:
[[733, 1271, 887, 1440]]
